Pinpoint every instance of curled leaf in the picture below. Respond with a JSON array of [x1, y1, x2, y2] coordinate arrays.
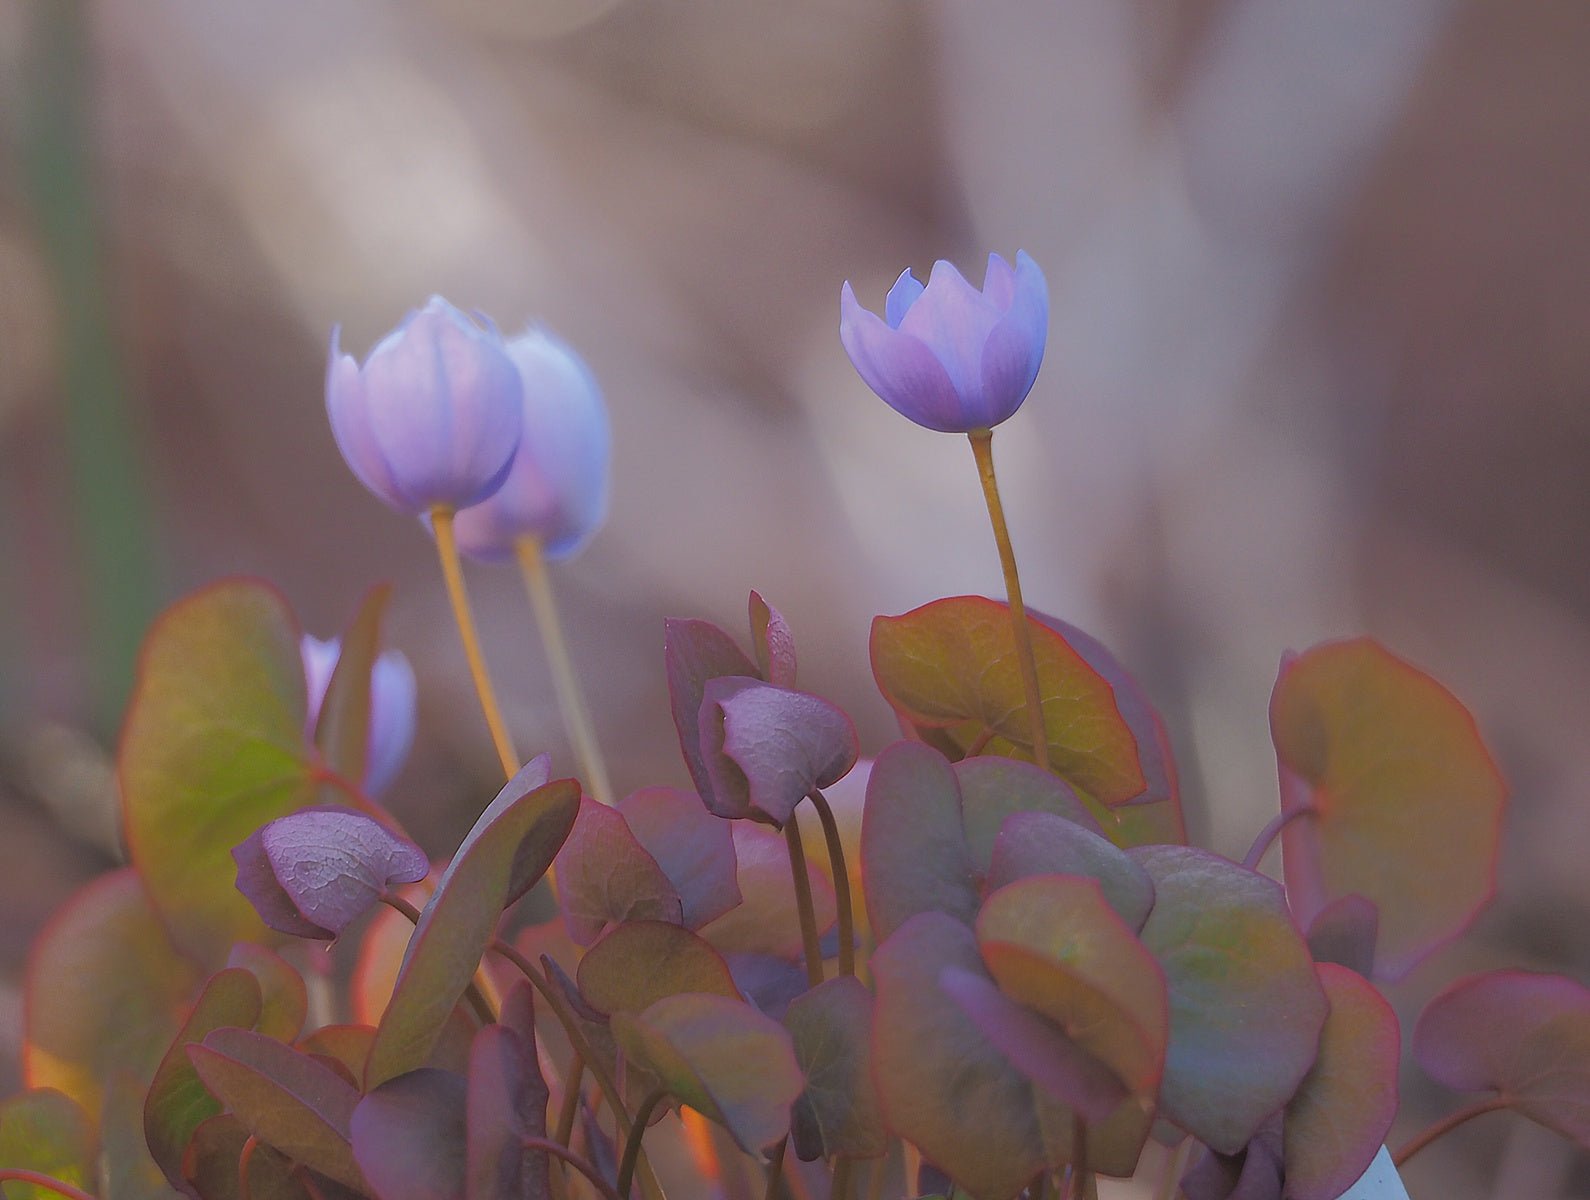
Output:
[[618, 787, 740, 929], [749, 591, 797, 687]]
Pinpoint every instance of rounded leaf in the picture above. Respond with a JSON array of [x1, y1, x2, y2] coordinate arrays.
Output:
[[577, 922, 739, 1016]]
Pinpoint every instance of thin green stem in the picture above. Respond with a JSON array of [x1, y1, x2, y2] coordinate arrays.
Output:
[[763, 1137, 789, 1200], [785, 816, 825, 987], [0, 1171, 97, 1200], [377, 892, 497, 1024], [967, 430, 1048, 771], [521, 1136, 627, 1200], [554, 1052, 586, 1148], [616, 1088, 671, 1198], [515, 535, 615, 803], [807, 790, 854, 977], [1071, 1114, 1096, 1200], [431, 506, 520, 779], [1394, 1095, 1512, 1167], [830, 1157, 853, 1200]]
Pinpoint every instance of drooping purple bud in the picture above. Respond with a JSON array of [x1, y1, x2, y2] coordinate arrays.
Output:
[[232, 806, 429, 940], [302, 634, 416, 795], [451, 327, 610, 563], [840, 251, 1048, 433], [326, 296, 523, 515]]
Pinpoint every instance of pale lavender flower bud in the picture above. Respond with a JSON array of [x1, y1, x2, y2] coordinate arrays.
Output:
[[326, 296, 523, 515], [302, 634, 417, 795], [451, 327, 611, 563], [839, 251, 1049, 433]]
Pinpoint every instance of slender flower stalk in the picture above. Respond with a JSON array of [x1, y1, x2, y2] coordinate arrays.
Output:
[[515, 534, 614, 803], [808, 789, 855, 977], [1393, 1095, 1511, 1167], [616, 1088, 672, 1200], [968, 429, 1049, 770], [430, 506, 520, 780], [785, 815, 825, 987]]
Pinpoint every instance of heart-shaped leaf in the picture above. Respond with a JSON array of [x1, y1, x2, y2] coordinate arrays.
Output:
[[617, 787, 740, 929], [187, 1027, 364, 1188], [870, 912, 1051, 1200], [1282, 965, 1399, 1200], [467, 1016, 549, 1200], [749, 591, 797, 687], [613, 993, 804, 1154], [367, 760, 579, 1086], [976, 875, 1167, 1110], [24, 869, 200, 1116], [1414, 969, 1590, 1147], [861, 742, 1101, 942], [120, 579, 322, 961], [0, 1090, 96, 1200], [233, 806, 429, 941], [698, 677, 858, 826], [350, 1068, 467, 1200], [783, 976, 886, 1161], [664, 617, 759, 807], [555, 797, 682, 945], [870, 597, 1146, 807], [1269, 639, 1506, 979], [700, 822, 836, 960], [985, 812, 1155, 930], [1130, 847, 1327, 1154], [144, 967, 264, 1191], [578, 922, 739, 1016]]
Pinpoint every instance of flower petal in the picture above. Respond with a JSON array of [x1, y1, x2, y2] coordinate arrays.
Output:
[[980, 252, 1017, 311], [840, 283, 969, 433], [326, 330, 409, 512], [977, 251, 1049, 427], [884, 269, 925, 329], [365, 650, 417, 795], [896, 259, 1003, 401]]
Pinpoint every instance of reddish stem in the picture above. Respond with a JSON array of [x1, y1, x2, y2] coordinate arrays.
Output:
[[1240, 805, 1318, 872], [0, 1173, 97, 1200], [1393, 1095, 1512, 1167]]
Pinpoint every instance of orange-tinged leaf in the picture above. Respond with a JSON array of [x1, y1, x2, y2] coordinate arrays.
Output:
[[1270, 638, 1507, 980], [577, 922, 739, 1015], [871, 597, 1146, 808], [23, 869, 200, 1117], [0, 1090, 96, 1200]]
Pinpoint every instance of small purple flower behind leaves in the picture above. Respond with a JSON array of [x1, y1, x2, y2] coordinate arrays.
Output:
[[840, 251, 1048, 433], [232, 806, 429, 941], [326, 295, 523, 516], [302, 634, 416, 795], [451, 327, 611, 563], [698, 677, 858, 826]]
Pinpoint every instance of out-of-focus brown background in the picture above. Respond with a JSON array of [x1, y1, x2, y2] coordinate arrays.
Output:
[[1, 1, 1587, 1193]]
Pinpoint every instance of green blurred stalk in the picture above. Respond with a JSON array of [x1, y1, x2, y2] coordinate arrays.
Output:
[[18, 0, 160, 733]]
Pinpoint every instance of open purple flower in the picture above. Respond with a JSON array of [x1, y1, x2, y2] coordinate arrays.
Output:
[[326, 296, 523, 515], [452, 327, 611, 563], [302, 634, 416, 795], [840, 251, 1048, 433]]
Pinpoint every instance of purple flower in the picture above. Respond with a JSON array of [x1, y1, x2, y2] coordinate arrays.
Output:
[[452, 327, 610, 562], [302, 634, 416, 795], [326, 296, 523, 515], [839, 251, 1049, 433]]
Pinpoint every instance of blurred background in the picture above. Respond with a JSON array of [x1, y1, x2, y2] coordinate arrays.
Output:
[[1, 0, 1587, 1193]]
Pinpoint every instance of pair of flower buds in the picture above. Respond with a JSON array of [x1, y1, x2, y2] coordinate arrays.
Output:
[[315, 249, 1050, 791]]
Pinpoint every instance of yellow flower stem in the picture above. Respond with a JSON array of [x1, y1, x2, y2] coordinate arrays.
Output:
[[430, 506, 520, 780], [967, 429, 1049, 771], [514, 535, 615, 803]]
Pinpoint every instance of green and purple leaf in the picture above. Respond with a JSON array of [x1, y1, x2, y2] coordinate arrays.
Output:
[[144, 967, 264, 1191], [1130, 847, 1327, 1155], [1304, 896, 1380, 979], [0, 1090, 96, 1200], [1282, 965, 1400, 1200], [555, 797, 683, 945], [1270, 639, 1506, 980], [749, 591, 797, 687], [577, 921, 740, 1016], [182, 1115, 311, 1200], [23, 868, 200, 1116], [1414, 969, 1590, 1147], [466, 1012, 549, 1200], [985, 812, 1155, 930], [119, 579, 321, 962], [612, 993, 804, 1154], [187, 1027, 365, 1188], [617, 787, 740, 928], [783, 976, 886, 1161], [366, 760, 579, 1086], [225, 944, 309, 1044], [232, 806, 428, 941], [870, 597, 1146, 808], [700, 822, 836, 960], [312, 584, 390, 790], [350, 1068, 467, 1200]]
